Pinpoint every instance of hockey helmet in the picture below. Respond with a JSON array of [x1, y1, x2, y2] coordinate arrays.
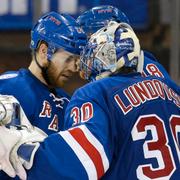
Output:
[[31, 11, 87, 60], [77, 5, 130, 36]]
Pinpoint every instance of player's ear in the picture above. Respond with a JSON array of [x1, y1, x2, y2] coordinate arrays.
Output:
[[39, 43, 48, 58], [37, 43, 48, 65]]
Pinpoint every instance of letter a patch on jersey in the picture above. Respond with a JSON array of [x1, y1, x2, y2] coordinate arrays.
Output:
[[39, 100, 52, 118], [48, 114, 59, 131]]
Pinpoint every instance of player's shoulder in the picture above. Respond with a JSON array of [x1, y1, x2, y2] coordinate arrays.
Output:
[[143, 50, 158, 62], [143, 50, 166, 69], [0, 70, 19, 81], [0, 68, 29, 81], [0, 69, 31, 88], [0, 69, 40, 98], [73, 81, 98, 98], [143, 51, 162, 67], [143, 50, 179, 92], [71, 78, 109, 102], [73, 73, 142, 99], [0, 70, 20, 91]]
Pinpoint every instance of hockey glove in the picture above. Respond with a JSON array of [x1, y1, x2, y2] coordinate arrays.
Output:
[[0, 95, 47, 179], [0, 125, 47, 180]]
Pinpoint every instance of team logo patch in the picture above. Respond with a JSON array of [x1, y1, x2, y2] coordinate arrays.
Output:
[[39, 100, 52, 118], [49, 16, 61, 25], [48, 114, 59, 131]]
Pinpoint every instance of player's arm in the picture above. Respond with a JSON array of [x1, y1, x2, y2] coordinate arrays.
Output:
[[0, 91, 112, 179], [27, 90, 112, 179]]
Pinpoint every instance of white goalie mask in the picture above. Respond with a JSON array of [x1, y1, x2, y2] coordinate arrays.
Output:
[[80, 21, 143, 81]]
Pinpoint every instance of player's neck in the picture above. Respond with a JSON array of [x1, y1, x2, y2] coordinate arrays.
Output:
[[28, 61, 48, 85]]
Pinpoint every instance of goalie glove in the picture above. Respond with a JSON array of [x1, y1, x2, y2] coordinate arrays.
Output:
[[0, 125, 47, 180], [0, 94, 33, 129], [0, 126, 21, 178], [0, 95, 18, 125], [0, 95, 47, 179]]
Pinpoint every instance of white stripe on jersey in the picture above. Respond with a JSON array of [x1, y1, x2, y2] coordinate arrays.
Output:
[[78, 125, 109, 172], [59, 130, 98, 180]]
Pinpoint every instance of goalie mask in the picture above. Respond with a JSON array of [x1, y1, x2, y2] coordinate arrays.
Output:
[[80, 22, 142, 81]]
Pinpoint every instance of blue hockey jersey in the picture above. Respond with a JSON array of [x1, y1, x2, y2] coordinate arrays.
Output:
[[0, 69, 70, 134], [26, 73, 180, 180], [0, 69, 70, 179]]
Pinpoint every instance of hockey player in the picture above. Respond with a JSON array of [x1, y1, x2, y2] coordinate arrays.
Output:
[[77, 5, 178, 90], [0, 11, 86, 135], [0, 11, 86, 179], [0, 22, 179, 180]]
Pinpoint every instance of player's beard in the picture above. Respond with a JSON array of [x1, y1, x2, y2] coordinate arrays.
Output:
[[46, 64, 72, 88], [43, 63, 59, 88]]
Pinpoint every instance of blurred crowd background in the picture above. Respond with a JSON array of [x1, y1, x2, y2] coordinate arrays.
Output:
[[0, 0, 179, 94]]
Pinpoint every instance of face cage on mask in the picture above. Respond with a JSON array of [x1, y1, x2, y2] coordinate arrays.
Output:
[[80, 46, 101, 81], [80, 46, 113, 81]]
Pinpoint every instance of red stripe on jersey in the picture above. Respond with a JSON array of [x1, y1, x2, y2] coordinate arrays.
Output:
[[69, 128, 104, 178]]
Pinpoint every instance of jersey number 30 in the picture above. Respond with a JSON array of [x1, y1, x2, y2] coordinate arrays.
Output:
[[71, 102, 93, 126], [132, 114, 180, 180]]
